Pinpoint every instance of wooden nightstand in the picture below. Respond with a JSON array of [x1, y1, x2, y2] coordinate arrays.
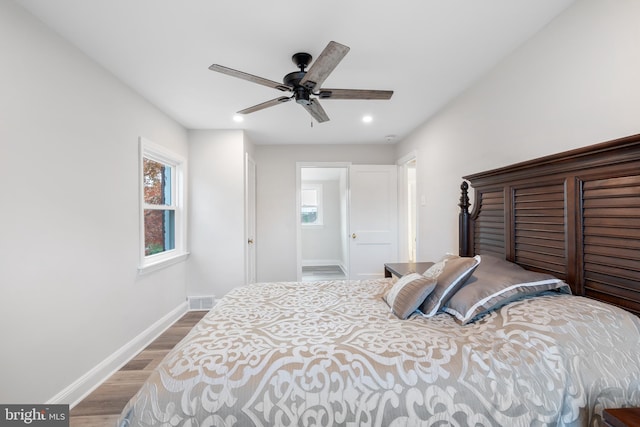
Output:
[[384, 262, 434, 278], [603, 408, 640, 427]]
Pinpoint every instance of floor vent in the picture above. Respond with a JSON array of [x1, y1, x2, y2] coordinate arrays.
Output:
[[188, 296, 216, 311]]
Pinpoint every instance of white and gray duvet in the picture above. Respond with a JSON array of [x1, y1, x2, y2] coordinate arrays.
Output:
[[118, 279, 640, 426]]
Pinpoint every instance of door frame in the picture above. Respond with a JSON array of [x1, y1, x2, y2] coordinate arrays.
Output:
[[245, 153, 257, 284], [296, 162, 351, 281]]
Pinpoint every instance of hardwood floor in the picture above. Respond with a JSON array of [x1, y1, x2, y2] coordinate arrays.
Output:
[[69, 311, 207, 427]]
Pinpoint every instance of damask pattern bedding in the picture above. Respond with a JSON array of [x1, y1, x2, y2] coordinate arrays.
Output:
[[118, 279, 640, 426]]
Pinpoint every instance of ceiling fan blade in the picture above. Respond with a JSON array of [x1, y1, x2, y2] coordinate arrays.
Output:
[[302, 98, 330, 123], [209, 64, 292, 92], [318, 88, 394, 100], [238, 96, 292, 114], [299, 41, 350, 91]]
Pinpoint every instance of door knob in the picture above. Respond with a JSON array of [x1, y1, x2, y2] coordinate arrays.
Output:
[[248, 238, 254, 244], [351, 233, 357, 239]]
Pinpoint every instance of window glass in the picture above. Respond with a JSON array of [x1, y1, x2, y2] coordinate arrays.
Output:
[[143, 157, 176, 256], [144, 209, 175, 255], [143, 158, 172, 205], [301, 185, 323, 225], [301, 206, 318, 224], [301, 188, 318, 206]]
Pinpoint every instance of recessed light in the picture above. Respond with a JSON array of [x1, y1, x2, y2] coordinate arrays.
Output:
[[362, 115, 373, 123], [233, 114, 244, 123]]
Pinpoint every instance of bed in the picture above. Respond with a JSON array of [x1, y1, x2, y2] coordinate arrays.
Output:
[[118, 134, 640, 427]]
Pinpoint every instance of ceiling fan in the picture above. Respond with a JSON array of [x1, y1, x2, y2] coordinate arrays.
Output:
[[208, 41, 393, 123]]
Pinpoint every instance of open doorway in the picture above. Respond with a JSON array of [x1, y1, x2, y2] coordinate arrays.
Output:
[[406, 159, 417, 262], [297, 164, 349, 281], [398, 154, 417, 262]]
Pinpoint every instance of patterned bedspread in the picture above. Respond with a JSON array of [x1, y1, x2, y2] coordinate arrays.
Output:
[[118, 279, 640, 426]]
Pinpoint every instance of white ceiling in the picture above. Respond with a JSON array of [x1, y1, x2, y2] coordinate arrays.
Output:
[[16, 0, 575, 145]]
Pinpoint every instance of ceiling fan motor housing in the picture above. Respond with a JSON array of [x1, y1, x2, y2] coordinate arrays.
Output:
[[284, 70, 312, 105], [294, 87, 311, 105]]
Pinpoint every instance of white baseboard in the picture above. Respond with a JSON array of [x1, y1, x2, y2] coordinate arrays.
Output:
[[47, 302, 188, 408], [338, 263, 347, 276]]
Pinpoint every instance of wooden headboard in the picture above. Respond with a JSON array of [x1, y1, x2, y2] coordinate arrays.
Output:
[[459, 133, 640, 316]]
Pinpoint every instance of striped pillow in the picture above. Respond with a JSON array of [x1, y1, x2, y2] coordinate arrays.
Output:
[[443, 254, 571, 324], [419, 254, 481, 317], [384, 273, 437, 319]]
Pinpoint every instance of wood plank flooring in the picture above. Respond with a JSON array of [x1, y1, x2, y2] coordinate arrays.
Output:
[[69, 310, 207, 427]]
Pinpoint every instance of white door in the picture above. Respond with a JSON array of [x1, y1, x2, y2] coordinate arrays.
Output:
[[349, 165, 398, 279], [245, 154, 257, 284]]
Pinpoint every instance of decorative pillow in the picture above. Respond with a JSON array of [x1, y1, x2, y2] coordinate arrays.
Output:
[[419, 254, 481, 317], [443, 254, 571, 324], [384, 273, 437, 319]]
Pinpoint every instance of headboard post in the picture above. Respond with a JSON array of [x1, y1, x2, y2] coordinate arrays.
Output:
[[458, 181, 471, 257]]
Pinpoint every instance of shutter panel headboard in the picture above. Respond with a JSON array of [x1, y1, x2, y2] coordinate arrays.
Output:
[[459, 133, 640, 316]]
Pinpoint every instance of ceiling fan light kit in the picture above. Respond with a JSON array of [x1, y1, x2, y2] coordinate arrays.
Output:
[[208, 41, 393, 123]]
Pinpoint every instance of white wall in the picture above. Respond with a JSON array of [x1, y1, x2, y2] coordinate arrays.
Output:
[[255, 144, 395, 282], [0, 0, 189, 404], [395, 0, 640, 262], [187, 130, 250, 297], [301, 179, 343, 265]]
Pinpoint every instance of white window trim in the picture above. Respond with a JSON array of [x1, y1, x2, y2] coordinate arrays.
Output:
[[301, 183, 324, 227], [138, 137, 188, 274]]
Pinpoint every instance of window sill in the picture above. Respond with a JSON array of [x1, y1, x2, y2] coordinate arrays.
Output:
[[138, 251, 190, 275]]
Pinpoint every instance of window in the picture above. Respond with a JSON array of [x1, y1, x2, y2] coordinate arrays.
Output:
[[143, 157, 175, 255], [139, 138, 187, 273], [301, 184, 323, 226]]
